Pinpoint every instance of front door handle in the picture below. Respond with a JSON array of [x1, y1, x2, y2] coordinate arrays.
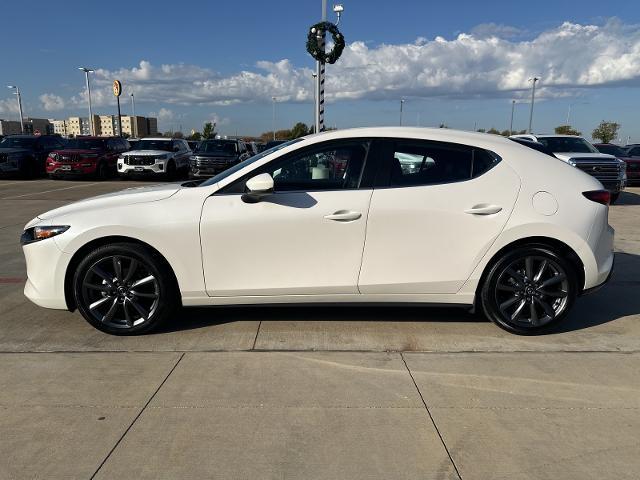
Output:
[[465, 204, 503, 215], [324, 210, 362, 222]]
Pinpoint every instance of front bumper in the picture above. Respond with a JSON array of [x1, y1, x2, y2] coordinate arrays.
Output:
[[22, 235, 72, 310], [600, 179, 625, 194], [189, 164, 233, 178], [47, 161, 98, 176], [118, 160, 166, 176]]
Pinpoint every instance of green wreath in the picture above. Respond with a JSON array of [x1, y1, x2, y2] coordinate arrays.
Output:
[[306, 21, 345, 64]]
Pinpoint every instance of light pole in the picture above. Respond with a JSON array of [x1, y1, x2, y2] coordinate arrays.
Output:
[[311, 73, 317, 131], [6, 85, 24, 133], [78, 67, 95, 136], [399, 98, 405, 126], [527, 77, 539, 134], [272, 96, 277, 141], [130, 92, 136, 137], [509, 99, 516, 135]]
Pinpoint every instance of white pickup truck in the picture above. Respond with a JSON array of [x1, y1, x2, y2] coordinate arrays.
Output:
[[511, 134, 626, 203]]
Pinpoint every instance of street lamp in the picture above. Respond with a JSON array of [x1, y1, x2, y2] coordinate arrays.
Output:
[[6, 85, 24, 134], [509, 99, 516, 135], [527, 77, 540, 134], [130, 92, 136, 137], [272, 96, 277, 141], [400, 98, 405, 126], [78, 67, 95, 136]]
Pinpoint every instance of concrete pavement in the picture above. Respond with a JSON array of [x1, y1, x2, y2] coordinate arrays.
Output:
[[0, 179, 639, 478]]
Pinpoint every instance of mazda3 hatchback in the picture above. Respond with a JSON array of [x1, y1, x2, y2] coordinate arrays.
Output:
[[21, 127, 614, 335]]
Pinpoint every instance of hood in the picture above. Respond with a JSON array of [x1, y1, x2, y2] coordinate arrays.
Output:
[[36, 182, 182, 221], [192, 151, 235, 157], [125, 150, 172, 156], [553, 152, 618, 162], [52, 148, 106, 155], [0, 147, 31, 155]]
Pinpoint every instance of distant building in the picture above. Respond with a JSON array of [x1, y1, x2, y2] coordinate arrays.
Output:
[[120, 116, 150, 137], [97, 115, 120, 137], [0, 119, 22, 136], [66, 116, 92, 136], [147, 117, 158, 136], [49, 119, 68, 136], [22, 118, 53, 135]]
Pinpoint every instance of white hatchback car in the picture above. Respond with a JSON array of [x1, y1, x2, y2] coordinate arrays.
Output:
[[21, 127, 614, 335]]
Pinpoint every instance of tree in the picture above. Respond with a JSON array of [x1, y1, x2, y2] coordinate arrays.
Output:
[[172, 131, 184, 139], [476, 128, 486, 133], [188, 131, 202, 141], [500, 130, 511, 137], [555, 125, 582, 136], [487, 128, 501, 135], [202, 122, 215, 140], [592, 121, 620, 144], [290, 122, 309, 139]]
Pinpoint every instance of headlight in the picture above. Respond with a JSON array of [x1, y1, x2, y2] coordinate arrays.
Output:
[[49, 153, 58, 161], [156, 154, 168, 161], [21, 225, 70, 245], [568, 159, 577, 166], [617, 158, 627, 172]]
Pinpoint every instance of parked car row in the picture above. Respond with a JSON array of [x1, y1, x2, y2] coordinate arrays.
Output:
[[510, 134, 631, 203], [0, 134, 273, 180]]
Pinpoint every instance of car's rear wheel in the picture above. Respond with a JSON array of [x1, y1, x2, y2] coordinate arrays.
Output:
[[73, 243, 179, 335], [480, 245, 577, 334]]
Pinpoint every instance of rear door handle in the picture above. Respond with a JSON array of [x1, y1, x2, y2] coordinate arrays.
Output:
[[465, 204, 503, 215], [324, 210, 362, 222]]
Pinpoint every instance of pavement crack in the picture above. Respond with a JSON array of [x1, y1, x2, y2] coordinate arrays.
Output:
[[89, 352, 185, 480], [401, 352, 463, 480], [251, 320, 262, 350]]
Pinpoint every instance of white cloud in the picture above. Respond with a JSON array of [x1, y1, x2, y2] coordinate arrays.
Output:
[[67, 20, 640, 108], [0, 98, 19, 116], [39, 93, 65, 111]]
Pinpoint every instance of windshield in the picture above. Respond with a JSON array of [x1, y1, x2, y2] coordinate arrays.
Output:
[[134, 140, 173, 151], [595, 144, 626, 156], [0, 137, 36, 149], [199, 138, 303, 187], [64, 138, 106, 150], [537, 137, 598, 154], [196, 140, 238, 155]]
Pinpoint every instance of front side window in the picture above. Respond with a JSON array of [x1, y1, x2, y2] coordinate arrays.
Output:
[[135, 140, 173, 152], [260, 142, 368, 191], [537, 137, 598, 153]]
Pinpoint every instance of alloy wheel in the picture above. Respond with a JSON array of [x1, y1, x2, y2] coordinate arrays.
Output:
[[81, 255, 160, 329], [494, 255, 570, 328]]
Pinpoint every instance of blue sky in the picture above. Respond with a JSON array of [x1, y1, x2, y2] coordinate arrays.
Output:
[[2, 0, 640, 141]]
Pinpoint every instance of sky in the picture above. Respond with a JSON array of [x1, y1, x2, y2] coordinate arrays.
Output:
[[2, 0, 640, 141]]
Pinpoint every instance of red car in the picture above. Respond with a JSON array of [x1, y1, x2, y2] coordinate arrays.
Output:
[[594, 143, 640, 186], [47, 137, 130, 179]]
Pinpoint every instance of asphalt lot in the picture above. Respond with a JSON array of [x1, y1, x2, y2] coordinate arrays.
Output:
[[1, 178, 639, 479]]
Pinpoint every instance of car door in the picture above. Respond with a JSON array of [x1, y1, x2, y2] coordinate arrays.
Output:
[[200, 139, 374, 296], [105, 139, 119, 167], [358, 138, 520, 294]]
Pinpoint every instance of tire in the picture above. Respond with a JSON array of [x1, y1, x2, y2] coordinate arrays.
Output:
[[165, 161, 176, 181], [19, 158, 36, 179], [480, 245, 578, 335], [96, 162, 109, 180], [73, 243, 180, 335], [610, 193, 620, 204]]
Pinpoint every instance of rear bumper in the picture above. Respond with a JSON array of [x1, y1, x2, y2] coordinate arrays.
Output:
[[582, 255, 614, 296]]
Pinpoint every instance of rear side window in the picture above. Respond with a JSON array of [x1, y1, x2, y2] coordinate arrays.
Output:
[[386, 140, 499, 187]]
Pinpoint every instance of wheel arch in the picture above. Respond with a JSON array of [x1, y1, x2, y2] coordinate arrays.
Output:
[[474, 236, 586, 307], [64, 235, 181, 311]]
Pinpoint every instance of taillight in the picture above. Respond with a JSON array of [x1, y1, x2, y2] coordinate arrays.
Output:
[[583, 190, 610, 205]]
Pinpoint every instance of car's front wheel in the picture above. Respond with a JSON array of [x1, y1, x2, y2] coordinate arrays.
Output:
[[73, 243, 179, 335], [480, 245, 577, 334]]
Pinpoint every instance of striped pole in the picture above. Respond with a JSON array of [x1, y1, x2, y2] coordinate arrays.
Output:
[[314, 0, 327, 133]]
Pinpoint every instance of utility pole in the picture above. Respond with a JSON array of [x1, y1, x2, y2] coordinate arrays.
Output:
[[130, 92, 136, 137], [510, 100, 516, 135], [6, 85, 24, 133], [399, 98, 405, 126], [314, 0, 327, 133], [272, 96, 277, 141], [528, 77, 539, 134], [78, 67, 95, 136]]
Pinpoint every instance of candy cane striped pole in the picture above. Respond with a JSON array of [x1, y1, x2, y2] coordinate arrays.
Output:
[[314, 0, 327, 133]]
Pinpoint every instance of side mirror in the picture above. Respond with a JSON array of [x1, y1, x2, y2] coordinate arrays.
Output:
[[242, 173, 274, 203]]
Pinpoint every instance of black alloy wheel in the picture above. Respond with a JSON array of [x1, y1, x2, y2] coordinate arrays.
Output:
[[481, 246, 577, 334], [73, 243, 178, 335]]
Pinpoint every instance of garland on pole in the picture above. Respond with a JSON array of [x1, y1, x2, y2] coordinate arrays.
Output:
[[306, 21, 345, 64]]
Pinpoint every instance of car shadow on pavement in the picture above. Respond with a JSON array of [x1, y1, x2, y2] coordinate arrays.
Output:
[[617, 190, 640, 205], [552, 251, 640, 333], [156, 251, 640, 336]]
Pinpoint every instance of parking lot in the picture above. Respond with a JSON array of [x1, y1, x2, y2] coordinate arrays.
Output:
[[1, 178, 639, 479]]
